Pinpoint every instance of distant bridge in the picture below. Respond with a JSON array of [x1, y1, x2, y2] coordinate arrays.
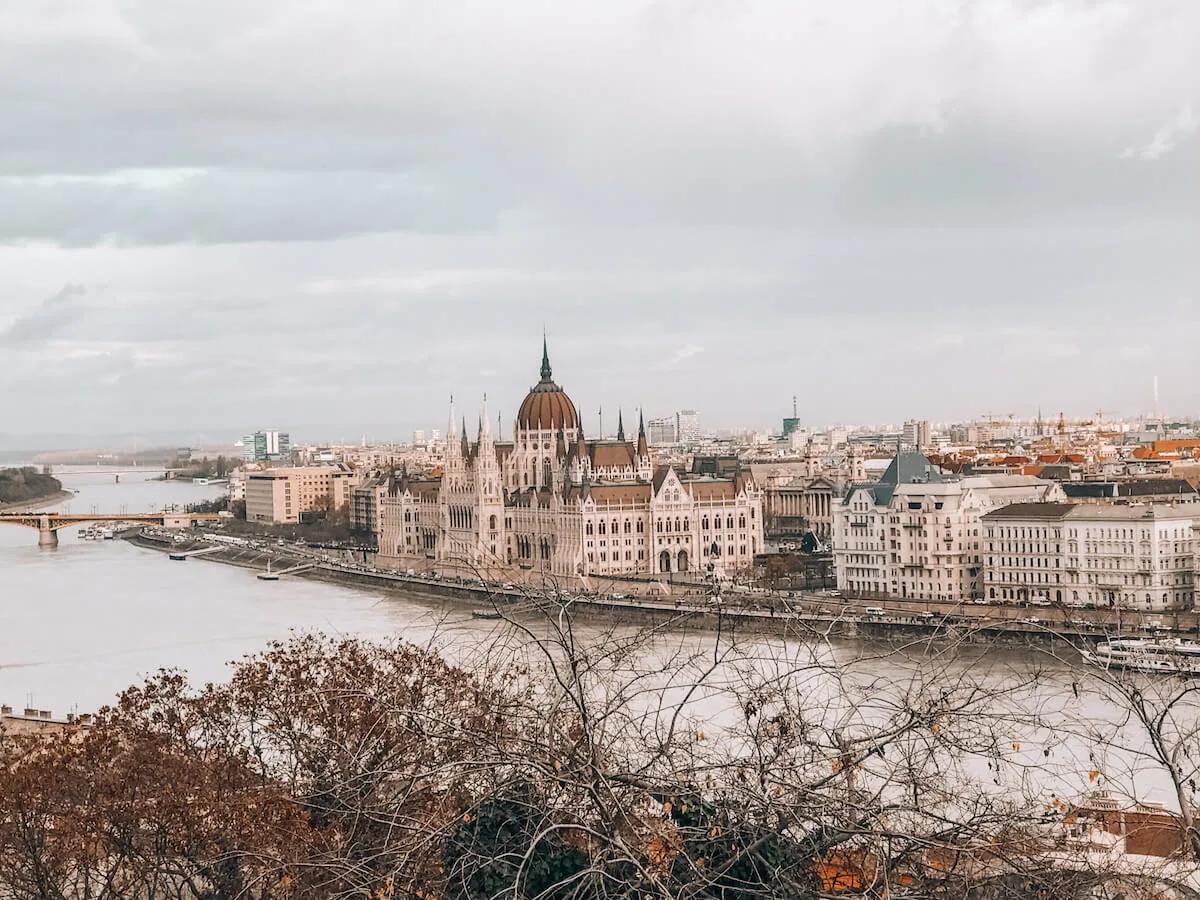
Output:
[[0, 512, 222, 548]]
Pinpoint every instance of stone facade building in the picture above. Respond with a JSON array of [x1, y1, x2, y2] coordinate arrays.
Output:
[[245, 465, 359, 524], [833, 452, 1065, 602], [375, 342, 764, 580], [982, 501, 1198, 610]]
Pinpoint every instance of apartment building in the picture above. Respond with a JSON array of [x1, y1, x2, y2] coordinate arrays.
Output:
[[833, 452, 1065, 602], [982, 501, 1199, 610], [245, 465, 359, 524]]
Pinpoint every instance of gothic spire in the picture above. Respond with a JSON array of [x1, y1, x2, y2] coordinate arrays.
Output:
[[540, 334, 553, 382], [616, 409, 625, 442]]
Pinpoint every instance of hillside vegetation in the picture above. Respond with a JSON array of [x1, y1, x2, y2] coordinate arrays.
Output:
[[0, 466, 63, 505]]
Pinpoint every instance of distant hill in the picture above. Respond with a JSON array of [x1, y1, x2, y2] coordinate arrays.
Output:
[[0, 467, 64, 505]]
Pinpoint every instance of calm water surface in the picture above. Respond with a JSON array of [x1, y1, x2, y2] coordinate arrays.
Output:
[[0, 467, 485, 714]]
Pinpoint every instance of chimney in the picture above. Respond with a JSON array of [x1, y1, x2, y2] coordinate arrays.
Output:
[[23, 708, 37, 718], [39, 710, 52, 720], [1, 705, 11, 716]]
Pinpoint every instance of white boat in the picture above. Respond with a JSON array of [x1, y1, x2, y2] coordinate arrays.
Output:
[[1081, 638, 1200, 675]]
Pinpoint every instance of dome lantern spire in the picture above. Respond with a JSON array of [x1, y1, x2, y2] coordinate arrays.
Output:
[[540, 334, 553, 382]]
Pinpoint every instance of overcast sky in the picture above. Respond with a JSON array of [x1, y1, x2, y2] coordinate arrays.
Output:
[[1, 1, 1197, 444]]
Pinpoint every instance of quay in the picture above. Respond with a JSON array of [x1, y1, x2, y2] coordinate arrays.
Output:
[[122, 528, 1171, 646]]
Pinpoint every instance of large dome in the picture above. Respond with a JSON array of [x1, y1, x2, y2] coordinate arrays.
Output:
[[516, 340, 580, 432]]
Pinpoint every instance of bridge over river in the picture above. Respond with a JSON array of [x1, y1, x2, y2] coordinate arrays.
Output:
[[0, 511, 222, 548]]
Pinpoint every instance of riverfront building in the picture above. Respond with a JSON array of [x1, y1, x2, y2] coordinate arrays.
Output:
[[374, 342, 764, 580], [832, 452, 1065, 602], [245, 465, 360, 524], [981, 501, 1199, 610]]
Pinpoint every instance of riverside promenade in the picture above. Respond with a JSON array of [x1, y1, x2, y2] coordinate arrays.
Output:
[[124, 528, 1175, 646]]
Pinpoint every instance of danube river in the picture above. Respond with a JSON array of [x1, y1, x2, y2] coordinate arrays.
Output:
[[0, 467, 488, 715]]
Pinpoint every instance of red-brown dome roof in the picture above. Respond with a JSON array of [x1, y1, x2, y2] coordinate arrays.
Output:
[[516, 340, 580, 431]]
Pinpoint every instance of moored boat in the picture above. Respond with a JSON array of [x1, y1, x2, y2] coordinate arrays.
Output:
[[1081, 638, 1200, 675]]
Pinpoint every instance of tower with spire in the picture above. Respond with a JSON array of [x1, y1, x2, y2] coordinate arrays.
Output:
[[635, 410, 652, 480], [474, 394, 504, 563], [373, 334, 762, 583]]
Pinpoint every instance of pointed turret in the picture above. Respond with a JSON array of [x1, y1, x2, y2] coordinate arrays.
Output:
[[540, 333, 552, 382], [461, 417, 470, 458], [616, 409, 625, 443], [556, 426, 568, 460], [636, 409, 649, 458], [445, 396, 460, 461]]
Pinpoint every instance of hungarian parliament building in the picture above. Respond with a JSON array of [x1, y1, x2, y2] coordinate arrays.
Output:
[[368, 341, 764, 580]]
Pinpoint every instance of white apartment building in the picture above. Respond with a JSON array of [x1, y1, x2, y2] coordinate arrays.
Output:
[[834, 452, 1065, 602], [982, 502, 1199, 611]]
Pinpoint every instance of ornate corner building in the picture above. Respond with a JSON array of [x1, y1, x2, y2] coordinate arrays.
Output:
[[376, 340, 764, 579]]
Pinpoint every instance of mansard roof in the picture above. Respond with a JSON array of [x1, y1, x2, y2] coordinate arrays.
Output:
[[589, 441, 637, 470], [403, 478, 441, 501], [574, 483, 653, 505], [687, 480, 737, 501], [879, 451, 950, 487]]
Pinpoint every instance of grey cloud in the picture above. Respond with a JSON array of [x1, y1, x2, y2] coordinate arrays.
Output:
[[0, 284, 87, 346], [0, 2, 1197, 246], [0, 2, 1198, 434]]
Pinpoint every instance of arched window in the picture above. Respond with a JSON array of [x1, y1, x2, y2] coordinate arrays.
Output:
[[599, 521, 607, 535], [541, 539, 551, 560], [624, 520, 631, 533], [489, 514, 497, 531], [702, 517, 709, 530], [714, 517, 722, 530], [636, 520, 644, 533], [739, 515, 746, 529], [665, 519, 672, 533], [586, 522, 593, 535], [727, 515, 734, 529], [683, 518, 689, 531]]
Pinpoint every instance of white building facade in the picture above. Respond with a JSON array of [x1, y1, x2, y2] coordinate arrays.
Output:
[[982, 502, 1199, 610], [833, 453, 1066, 602]]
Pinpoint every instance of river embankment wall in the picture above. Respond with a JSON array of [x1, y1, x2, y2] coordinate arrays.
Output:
[[124, 532, 1076, 647]]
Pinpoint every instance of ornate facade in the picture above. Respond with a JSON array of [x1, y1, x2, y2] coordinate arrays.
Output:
[[377, 341, 764, 580]]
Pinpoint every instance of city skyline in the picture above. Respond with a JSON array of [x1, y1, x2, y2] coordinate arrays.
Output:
[[1, 2, 1197, 435]]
